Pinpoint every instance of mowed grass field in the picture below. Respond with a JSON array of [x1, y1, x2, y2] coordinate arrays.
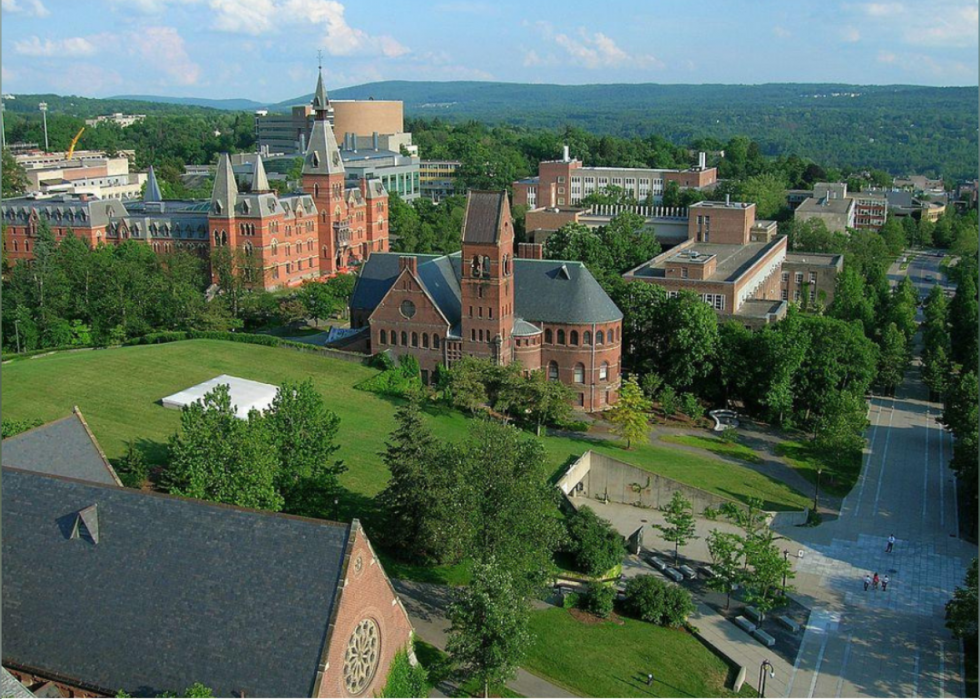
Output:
[[2, 340, 809, 510]]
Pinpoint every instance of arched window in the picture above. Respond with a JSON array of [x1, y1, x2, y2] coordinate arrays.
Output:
[[422, 333, 430, 349], [548, 361, 559, 381], [545, 328, 553, 344], [243, 241, 253, 256], [271, 240, 278, 255], [584, 331, 592, 345], [570, 330, 579, 346], [401, 331, 408, 346], [221, 230, 227, 246], [380, 329, 387, 345], [314, 184, 319, 198], [433, 335, 440, 350], [599, 362, 609, 381], [596, 330, 605, 345], [390, 331, 397, 346], [411, 332, 419, 348], [574, 363, 585, 383], [557, 329, 566, 345], [482, 255, 491, 278], [471, 255, 481, 277], [322, 245, 328, 259]]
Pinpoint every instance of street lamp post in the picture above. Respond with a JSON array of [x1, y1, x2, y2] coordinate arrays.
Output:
[[39, 102, 49, 152], [813, 467, 822, 517], [758, 659, 775, 698], [782, 549, 789, 592]]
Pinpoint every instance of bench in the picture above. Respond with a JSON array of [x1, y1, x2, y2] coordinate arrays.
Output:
[[679, 565, 697, 579], [698, 565, 716, 579], [664, 568, 685, 583], [777, 615, 801, 633], [752, 629, 776, 647], [734, 616, 757, 634], [648, 556, 666, 571], [744, 606, 763, 624]]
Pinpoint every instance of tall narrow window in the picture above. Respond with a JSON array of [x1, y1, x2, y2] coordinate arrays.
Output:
[[557, 329, 566, 345], [574, 363, 585, 383], [380, 329, 387, 345], [599, 362, 609, 381], [570, 330, 579, 346], [548, 361, 559, 381]]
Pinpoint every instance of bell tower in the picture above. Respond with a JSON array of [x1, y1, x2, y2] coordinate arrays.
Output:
[[459, 191, 515, 364], [301, 67, 348, 276]]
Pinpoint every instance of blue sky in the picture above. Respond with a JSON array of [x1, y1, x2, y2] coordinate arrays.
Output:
[[1, 0, 977, 101]]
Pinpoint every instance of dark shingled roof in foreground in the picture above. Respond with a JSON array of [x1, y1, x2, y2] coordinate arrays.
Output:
[[2, 468, 351, 698], [461, 191, 506, 244], [352, 252, 622, 326], [1, 411, 121, 486]]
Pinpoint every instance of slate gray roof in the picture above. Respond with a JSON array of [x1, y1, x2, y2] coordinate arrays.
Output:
[[512, 319, 542, 336], [144, 165, 163, 203], [353, 252, 622, 325], [1, 411, 121, 486], [2, 468, 351, 698], [210, 153, 238, 215], [461, 191, 506, 244], [2, 668, 35, 698]]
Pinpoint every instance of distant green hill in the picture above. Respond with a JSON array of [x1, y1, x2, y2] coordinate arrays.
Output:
[[111, 94, 268, 111]]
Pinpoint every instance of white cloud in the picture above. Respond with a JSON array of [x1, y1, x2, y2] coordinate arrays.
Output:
[[527, 23, 662, 70], [840, 26, 861, 42], [132, 25, 201, 85], [877, 50, 897, 63], [106, 0, 201, 13], [772, 25, 791, 38], [856, 1, 978, 47], [2, 0, 50, 17], [875, 47, 973, 80], [14, 35, 98, 57], [204, 0, 409, 57]]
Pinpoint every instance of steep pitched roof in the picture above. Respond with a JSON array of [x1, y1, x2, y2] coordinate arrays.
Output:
[[353, 253, 621, 325], [251, 155, 271, 193], [303, 118, 345, 177], [2, 468, 352, 698], [1, 409, 122, 486], [461, 191, 507, 244], [144, 165, 163, 203], [312, 69, 329, 112], [210, 153, 238, 215]]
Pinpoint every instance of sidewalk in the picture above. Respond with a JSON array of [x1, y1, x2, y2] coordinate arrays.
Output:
[[393, 579, 578, 698]]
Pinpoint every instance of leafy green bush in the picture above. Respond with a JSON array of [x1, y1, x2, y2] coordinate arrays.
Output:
[[127, 331, 190, 345], [719, 426, 738, 443], [561, 591, 581, 609], [399, 353, 421, 378], [372, 350, 396, 371], [356, 368, 423, 398], [1, 417, 43, 439], [116, 440, 150, 489], [380, 648, 430, 698], [641, 372, 664, 400], [581, 581, 615, 618], [680, 392, 705, 421], [566, 506, 626, 577], [658, 385, 678, 418], [621, 574, 695, 628], [557, 419, 590, 432]]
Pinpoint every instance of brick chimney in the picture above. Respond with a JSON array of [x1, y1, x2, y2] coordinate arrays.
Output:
[[399, 256, 418, 275], [517, 242, 544, 260]]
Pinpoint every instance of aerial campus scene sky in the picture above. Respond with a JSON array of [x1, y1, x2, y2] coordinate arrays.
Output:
[[1, 0, 978, 100]]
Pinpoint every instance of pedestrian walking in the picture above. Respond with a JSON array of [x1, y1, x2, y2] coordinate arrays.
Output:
[[882, 575, 889, 592], [872, 572, 880, 590], [885, 534, 895, 553], [647, 673, 654, 686], [864, 574, 871, 591]]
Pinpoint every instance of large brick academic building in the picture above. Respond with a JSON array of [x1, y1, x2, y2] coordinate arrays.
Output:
[[1, 71, 389, 289], [350, 191, 624, 411]]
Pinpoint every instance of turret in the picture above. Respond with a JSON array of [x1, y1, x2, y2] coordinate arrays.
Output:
[[211, 153, 238, 216]]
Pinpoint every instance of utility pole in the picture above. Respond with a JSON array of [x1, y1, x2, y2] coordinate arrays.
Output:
[[39, 102, 49, 152]]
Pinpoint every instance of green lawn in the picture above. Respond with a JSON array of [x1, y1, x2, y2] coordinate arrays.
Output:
[[775, 440, 862, 497], [659, 434, 764, 465], [1, 340, 808, 511], [414, 640, 523, 698], [522, 607, 745, 698]]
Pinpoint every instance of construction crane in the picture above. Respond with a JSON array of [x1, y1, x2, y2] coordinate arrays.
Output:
[[66, 127, 85, 160]]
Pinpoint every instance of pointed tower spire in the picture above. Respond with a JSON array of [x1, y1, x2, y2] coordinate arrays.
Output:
[[144, 165, 163, 202], [211, 153, 238, 215], [303, 69, 345, 177], [251, 154, 270, 193]]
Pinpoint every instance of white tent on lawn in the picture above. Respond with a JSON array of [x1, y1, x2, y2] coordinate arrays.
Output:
[[161, 375, 278, 420]]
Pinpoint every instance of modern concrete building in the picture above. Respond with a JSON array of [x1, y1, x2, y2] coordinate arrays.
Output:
[[14, 151, 146, 200], [524, 203, 691, 247], [512, 147, 717, 209], [794, 195, 856, 233], [790, 183, 886, 231], [420, 160, 461, 201], [84, 113, 145, 128], [780, 252, 843, 307]]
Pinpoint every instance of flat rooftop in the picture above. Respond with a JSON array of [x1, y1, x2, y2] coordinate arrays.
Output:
[[690, 200, 754, 211], [797, 197, 853, 214], [736, 298, 787, 320], [784, 252, 844, 267], [627, 241, 776, 283]]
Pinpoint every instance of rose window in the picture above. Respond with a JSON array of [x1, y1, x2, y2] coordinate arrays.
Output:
[[343, 618, 380, 695], [400, 300, 416, 319]]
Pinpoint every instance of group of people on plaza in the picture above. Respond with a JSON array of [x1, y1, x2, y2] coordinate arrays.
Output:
[[862, 534, 897, 592]]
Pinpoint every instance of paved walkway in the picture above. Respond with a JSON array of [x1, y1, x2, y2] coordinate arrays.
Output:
[[392, 579, 578, 698]]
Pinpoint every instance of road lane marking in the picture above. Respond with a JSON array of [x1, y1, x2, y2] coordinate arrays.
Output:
[[871, 401, 896, 517], [786, 631, 809, 697], [806, 631, 830, 698], [854, 399, 888, 518], [834, 633, 853, 698]]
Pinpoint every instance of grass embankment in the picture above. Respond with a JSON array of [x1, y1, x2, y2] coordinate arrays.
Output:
[[775, 440, 862, 497], [0, 340, 808, 512], [659, 434, 764, 465], [522, 607, 753, 698], [414, 640, 523, 698]]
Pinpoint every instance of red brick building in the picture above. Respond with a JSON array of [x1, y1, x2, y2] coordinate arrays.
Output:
[[350, 191, 624, 411], [1, 70, 389, 290], [2, 417, 414, 699]]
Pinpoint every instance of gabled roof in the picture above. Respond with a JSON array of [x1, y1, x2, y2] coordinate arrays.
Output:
[[1, 409, 122, 486], [461, 191, 507, 244], [353, 252, 621, 325], [2, 468, 352, 698], [210, 153, 238, 215], [303, 120, 345, 177]]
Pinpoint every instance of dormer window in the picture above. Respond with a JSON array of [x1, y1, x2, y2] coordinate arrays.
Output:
[[71, 505, 100, 544]]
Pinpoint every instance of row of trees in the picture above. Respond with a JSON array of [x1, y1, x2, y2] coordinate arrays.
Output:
[[161, 380, 346, 518]]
